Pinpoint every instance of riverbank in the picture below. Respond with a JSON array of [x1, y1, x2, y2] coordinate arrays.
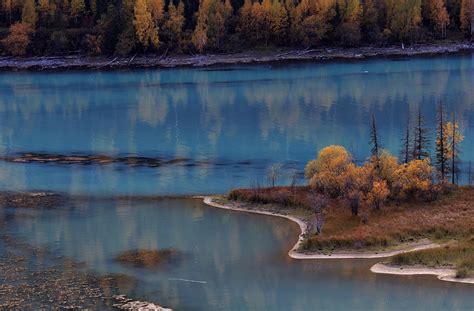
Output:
[[0, 42, 473, 71], [202, 196, 444, 260], [208, 186, 474, 284], [370, 263, 474, 285]]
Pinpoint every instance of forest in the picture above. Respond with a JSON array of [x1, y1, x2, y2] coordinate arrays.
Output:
[[0, 0, 473, 56]]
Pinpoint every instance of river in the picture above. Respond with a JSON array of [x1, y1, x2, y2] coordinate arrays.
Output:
[[0, 54, 473, 309]]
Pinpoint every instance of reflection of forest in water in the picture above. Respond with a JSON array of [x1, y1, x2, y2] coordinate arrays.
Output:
[[0, 55, 473, 193]]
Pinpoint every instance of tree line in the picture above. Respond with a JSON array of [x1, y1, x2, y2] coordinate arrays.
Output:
[[0, 0, 473, 56], [303, 103, 465, 221]]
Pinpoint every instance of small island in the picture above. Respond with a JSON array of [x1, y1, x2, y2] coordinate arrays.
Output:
[[205, 110, 474, 284]]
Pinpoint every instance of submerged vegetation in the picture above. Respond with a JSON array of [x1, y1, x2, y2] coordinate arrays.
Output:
[[115, 248, 183, 269], [0, 0, 473, 56]]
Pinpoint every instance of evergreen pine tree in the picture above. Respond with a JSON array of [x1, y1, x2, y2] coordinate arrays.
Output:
[[413, 108, 430, 160]]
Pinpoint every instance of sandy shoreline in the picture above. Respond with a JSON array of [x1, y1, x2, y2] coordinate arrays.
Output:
[[201, 196, 442, 259], [371, 263, 474, 285], [201, 196, 474, 285], [0, 42, 473, 71]]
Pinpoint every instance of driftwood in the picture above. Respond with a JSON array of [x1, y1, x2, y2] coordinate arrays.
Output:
[[95, 57, 118, 69]]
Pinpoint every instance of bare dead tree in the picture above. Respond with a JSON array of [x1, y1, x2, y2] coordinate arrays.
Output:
[[266, 164, 283, 188], [307, 190, 329, 235]]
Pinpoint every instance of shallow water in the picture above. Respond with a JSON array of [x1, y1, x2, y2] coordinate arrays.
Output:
[[2, 198, 473, 310], [0, 53, 473, 195]]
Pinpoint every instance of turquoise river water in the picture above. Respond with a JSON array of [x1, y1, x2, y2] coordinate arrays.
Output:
[[0, 53, 473, 310]]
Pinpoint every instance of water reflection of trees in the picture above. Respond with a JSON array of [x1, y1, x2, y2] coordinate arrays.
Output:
[[0, 58, 473, 167]]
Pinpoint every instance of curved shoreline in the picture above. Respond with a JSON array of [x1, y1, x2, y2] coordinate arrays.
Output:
[[370, 263, 474, 285], [201, 196, 442, 259], [202, 196, 473, 285]]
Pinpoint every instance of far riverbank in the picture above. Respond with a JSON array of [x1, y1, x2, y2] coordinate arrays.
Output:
[[0, 42, 473, 71]]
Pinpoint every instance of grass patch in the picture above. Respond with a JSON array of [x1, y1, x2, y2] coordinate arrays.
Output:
[[389, 238, 474, 277]]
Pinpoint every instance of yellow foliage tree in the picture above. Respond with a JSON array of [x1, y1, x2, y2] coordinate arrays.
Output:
[[134, 0, 160, 50], [70, 0, 85, 22], [292, 0, 336, 46], [384, 0, 422, 41], [148, 0, 164, 25], [392, 158, 433, 200], [336, 0, 362, 45], [22, 0, 37, 28], [192, 0, 233, 52], [367, 180, 390, 210], [305, 145, 353, 196], [164, 0, 185, 51], [461, 0, 474, 36], [368, 150, 399, 185], [422, 0, 450, 37]]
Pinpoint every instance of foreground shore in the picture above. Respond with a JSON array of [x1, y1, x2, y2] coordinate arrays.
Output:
[[202, 195, 474, 285], [1, 42, 473, 71], [202, 196, 443, 260]]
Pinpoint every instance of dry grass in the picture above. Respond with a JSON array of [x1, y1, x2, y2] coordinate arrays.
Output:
[[230, 185, 474, 276], [390, 238, 474, 277], [229, 186, 474, 251]]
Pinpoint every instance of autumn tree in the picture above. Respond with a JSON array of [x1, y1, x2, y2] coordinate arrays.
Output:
[[192, 0, 233, 52], [2, 22, 33, 56], [305, 145, 353, 196], [69, 0, 85, 25], [422, 0, 450, 37], [134, 0, 159, 50], [369, 150, 399, 185], [269, 0, 289, 45], [392, 158, 433, 200], [384, 0, 422, 42], [163, 0, 185, 51], [148, 0, 164, 25], [367, 180, 390, 210], [22, 0, 38, 28], [343, 163, 372, 216], [461, 0, 474, 37], [336, 0, 362, 45], [444, 115, 464, 184], [38, 0, 54, 26], [361, 0, 380, 42], [292, 0, 337, 46], [236, 0, 254, 43], [116, 0, 138, 55]]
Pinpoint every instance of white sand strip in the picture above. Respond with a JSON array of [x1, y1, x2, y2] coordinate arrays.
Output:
[[370, 263, 474, 284]]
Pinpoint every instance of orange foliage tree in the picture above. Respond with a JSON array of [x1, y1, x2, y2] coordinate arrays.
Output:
[[2, 22, 33, 56]]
